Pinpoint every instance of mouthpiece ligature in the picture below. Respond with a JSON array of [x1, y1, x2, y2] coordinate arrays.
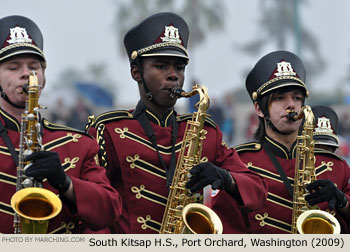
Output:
[[287, 110, 298, 121], [170, 87, 185, 98]]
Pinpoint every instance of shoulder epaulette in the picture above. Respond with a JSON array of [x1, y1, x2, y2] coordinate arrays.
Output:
[[43, 119, 92, 138], [88, 110, 134, 128], [315, 148, 343, 161], [177, 113, 216, 129], [234, 142, 262, 153]]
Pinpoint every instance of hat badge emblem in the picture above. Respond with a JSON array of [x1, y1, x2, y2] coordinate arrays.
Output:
[[315, 117, 333, 135], [7, 26, 32, 44], [274, 61, 296, 77], [161, 25, 181, 44]]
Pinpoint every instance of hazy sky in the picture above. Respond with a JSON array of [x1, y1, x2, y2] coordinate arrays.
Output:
[[1, 0, 349, 108]]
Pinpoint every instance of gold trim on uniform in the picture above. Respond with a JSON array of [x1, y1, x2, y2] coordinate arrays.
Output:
[[0, 145, 19, 156], [267, 192, 292, 209], [234, 142, 261, 152], [137, 215, 161, 232], [62, 157, 79, 172], [96, 124, 107, 168], [131, 185, 167, 206], [0, 171, 16, 186], [0, 110, 20, 131], [265, 137, 289, 159], [247, 163, 294, 184], [115, 127, 128, 139], [43, 133, 82, 151], [70, 133, 81, 142], [93, 154, 100, 166], [316, 161, 333, 175], [126, 154, 166, 179], [85, 115, 95, 132], [255, 212, 292, 233], [115, 127, 182, 155], [0, 201, 14, 215], [49, 222, 75, 234], [221, 140, 229, 149], [92, 110, 133, 128]]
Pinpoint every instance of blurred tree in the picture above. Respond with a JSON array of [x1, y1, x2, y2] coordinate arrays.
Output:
[[240, 0, 325, 88]]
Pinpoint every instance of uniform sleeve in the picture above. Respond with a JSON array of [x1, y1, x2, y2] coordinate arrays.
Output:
[[69, 138, 122, 232], [214, 128, 267, 211], [340, 160, 350, 200], [228, 148, 267, 211], [336, 159, 350, 232], [209, 128, 267, 233]]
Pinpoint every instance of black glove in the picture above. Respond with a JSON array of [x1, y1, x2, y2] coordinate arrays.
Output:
[[24, 151, 71, 193], [305, 179, 348, 210], [185, 162, 234, 193]]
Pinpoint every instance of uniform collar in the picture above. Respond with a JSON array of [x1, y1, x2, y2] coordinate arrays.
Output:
[[263, 135, 297, 159], [0, 107, 20, 132], [134, 100, 176, 127]]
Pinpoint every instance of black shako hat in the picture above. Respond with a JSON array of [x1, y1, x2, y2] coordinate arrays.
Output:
[[312, 105, 339, 148], [246, 50, 308, 102], [124, 12, 189, 64], [0, 15, 45, 64]]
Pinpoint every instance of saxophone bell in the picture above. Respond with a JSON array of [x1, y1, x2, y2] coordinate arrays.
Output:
[[11, 187, 62, 234]]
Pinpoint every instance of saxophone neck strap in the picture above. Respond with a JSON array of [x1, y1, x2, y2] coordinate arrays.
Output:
[[263, 142, 293, 198], [0, 119, 19, 166], [133, 105, 178, 188]]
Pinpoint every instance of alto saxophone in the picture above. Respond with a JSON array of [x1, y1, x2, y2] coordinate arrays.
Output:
[[289, 106, 340, 234], [159, 84, 223, 234], [11, 71, 62, 234]]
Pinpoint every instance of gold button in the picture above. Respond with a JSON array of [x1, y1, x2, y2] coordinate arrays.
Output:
[[252, 92, 258, 101], [131, 51, 138, 59]]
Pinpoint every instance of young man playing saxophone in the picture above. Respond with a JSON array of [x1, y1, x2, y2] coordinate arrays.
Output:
[[0, 15, 122, 233], [233, 50, 350, 233], [86, 12, 267, 234]]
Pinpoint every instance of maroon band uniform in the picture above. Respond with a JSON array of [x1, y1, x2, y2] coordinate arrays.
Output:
[[234, 136, 350, 233], [0, 109, 122, 234], [87, 108, 267, 233]]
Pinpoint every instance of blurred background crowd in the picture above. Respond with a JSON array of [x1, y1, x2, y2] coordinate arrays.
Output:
[[2, 0, 350, 163]]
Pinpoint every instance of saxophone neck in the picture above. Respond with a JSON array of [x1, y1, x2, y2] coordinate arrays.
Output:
[[171, 84, 210, 111], [287, 106, 314, 124]]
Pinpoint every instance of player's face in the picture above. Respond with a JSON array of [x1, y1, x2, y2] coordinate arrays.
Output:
[[141, 56, 186, 108], [0, 55, 44, 108], [267, 88, 304, 134]]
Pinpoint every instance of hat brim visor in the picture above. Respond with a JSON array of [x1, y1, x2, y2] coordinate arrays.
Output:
[[141, 47, 189, 60], [260, 79, 307, 97], [314, 135, 339, 148], [0, 46, 46, 63]]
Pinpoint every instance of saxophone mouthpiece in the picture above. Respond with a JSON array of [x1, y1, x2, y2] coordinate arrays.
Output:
[[21, 84, 29, 94], [170, 87, 185, 98], [287, 110, 298, 121]]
